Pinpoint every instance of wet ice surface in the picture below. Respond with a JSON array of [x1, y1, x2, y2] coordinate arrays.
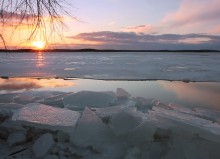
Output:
[[0, 52, 220, 81], [0, 89, 220, 158]]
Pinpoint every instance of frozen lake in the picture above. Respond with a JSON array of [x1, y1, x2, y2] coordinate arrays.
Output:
[[0, 52, 220, 158], [0, 51, 220, 81]]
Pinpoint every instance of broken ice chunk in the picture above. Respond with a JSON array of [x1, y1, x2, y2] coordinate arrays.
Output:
[[168, 103, 196, 115], [155, 101, 172, 110], [125, 121, 155, 146], [148, 143, 161, 159], [151, 106, 220, 134], [153, 107, 220, 135], [116, 88, 131, 99], [32, 133, 54, 158], [0, 103, 23, 116], [63, 91, 116, 110], [40, 98, 64, 108], [70, 107, 113, 148], [13, 94, 36, 105], [149, 106, 220, 143], [183, 145, 210, 159], [100, 142, 130, 159], [20, 91, 64, 99], [93, 105, 136, 118], [12, 103, 80, 132], [0, 93, 18, 103], [115, 98, 137, 108], [170, 134, 220, 159], [124, 147, 141, 159], [194, 108, 220, 122], [166, 103, 220, 122], [162, 148, 185, 159], [109, 110, 143, 136], [56, 131, 70, 143], [39, 92, 73, 108], [134, 97, 157, 112], [7, 131, 26, 146], [13, 91, 65, 105], [44, 155, 59, 159], [1, 119, 25, 131]]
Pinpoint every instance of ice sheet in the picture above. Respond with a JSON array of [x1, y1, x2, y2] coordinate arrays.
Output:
[[0, 103, 23, 116], [149, 106, 220, 143], [63, 91, 116, 109], [109, 110, 143, 136], [1, 52, 220, 81], [33, 133, 55, 158], [116, 88, 131, 99], [70, 107, 113, 148], [12, 103, 80, 131], [93, 105, 136, 118]]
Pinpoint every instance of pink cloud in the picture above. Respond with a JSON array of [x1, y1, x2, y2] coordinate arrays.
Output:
[[125, 0, 220, 34], [162, 0, 220, 32], [210, 25, 220, 34], [124, 24, 159, 34]]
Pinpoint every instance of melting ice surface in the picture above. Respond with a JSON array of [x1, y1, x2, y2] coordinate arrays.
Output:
[[0, 52, 220, 81], [0, 78, 220, 158]]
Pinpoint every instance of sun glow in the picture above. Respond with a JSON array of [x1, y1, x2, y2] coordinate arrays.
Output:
[[32, 41, 46, 50]]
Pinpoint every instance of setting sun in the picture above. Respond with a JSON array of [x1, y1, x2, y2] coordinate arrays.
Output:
[[32, 41, 46, 50]]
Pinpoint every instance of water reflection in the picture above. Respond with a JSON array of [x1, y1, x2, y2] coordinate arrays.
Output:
[[36, 52, 45, 67], [159, 81, 220, 109], [0, 78, 76, 93], [0, 78, 220, 110]]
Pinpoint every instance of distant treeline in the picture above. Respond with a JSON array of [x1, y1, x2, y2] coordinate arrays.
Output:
[[0, 49, 220, 53]]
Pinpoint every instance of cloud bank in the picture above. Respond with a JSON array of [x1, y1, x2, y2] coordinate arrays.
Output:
[[67, 31, 220, 50]]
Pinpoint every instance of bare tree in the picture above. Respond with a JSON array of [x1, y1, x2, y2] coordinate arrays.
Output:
[[0, 0, 74, 49]]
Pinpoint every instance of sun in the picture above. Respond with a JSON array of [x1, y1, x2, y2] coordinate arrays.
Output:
[[32, 41, 46, 50]]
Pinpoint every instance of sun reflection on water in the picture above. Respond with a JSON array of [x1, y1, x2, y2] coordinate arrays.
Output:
[[0, 78, 76, 93], [36, 52, 45, 67]]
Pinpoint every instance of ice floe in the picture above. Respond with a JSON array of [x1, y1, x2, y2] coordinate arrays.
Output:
[[63, 91, 117, 110], [7, 131, 27, 146], [32, 133, 55, 158], [116, 88, 131, 99], [70, 107, 112, 149], [0, 103, 23, 116], [109, 110, 143, 136], [12, 103, 80, 132]]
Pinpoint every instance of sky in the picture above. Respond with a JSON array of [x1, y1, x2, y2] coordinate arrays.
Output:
[[0, 0, 220, 50]]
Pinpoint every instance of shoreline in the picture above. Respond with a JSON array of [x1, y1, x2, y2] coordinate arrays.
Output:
[[1, 76, 220, 83], [0, 49, 220, 53]]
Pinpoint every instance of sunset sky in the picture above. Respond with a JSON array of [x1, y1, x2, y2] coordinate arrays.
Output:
[[0, 0, 220, 50]]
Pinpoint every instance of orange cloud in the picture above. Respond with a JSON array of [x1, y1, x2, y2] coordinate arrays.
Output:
[[178, 37, 211, 44]]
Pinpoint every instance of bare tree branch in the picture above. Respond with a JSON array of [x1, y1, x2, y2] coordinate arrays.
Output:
[[0, 0, 75, 48], [0, 33, 7, 49]]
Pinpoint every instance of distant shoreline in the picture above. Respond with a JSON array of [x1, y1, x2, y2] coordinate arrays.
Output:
[[0, 48, 220, 53]]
